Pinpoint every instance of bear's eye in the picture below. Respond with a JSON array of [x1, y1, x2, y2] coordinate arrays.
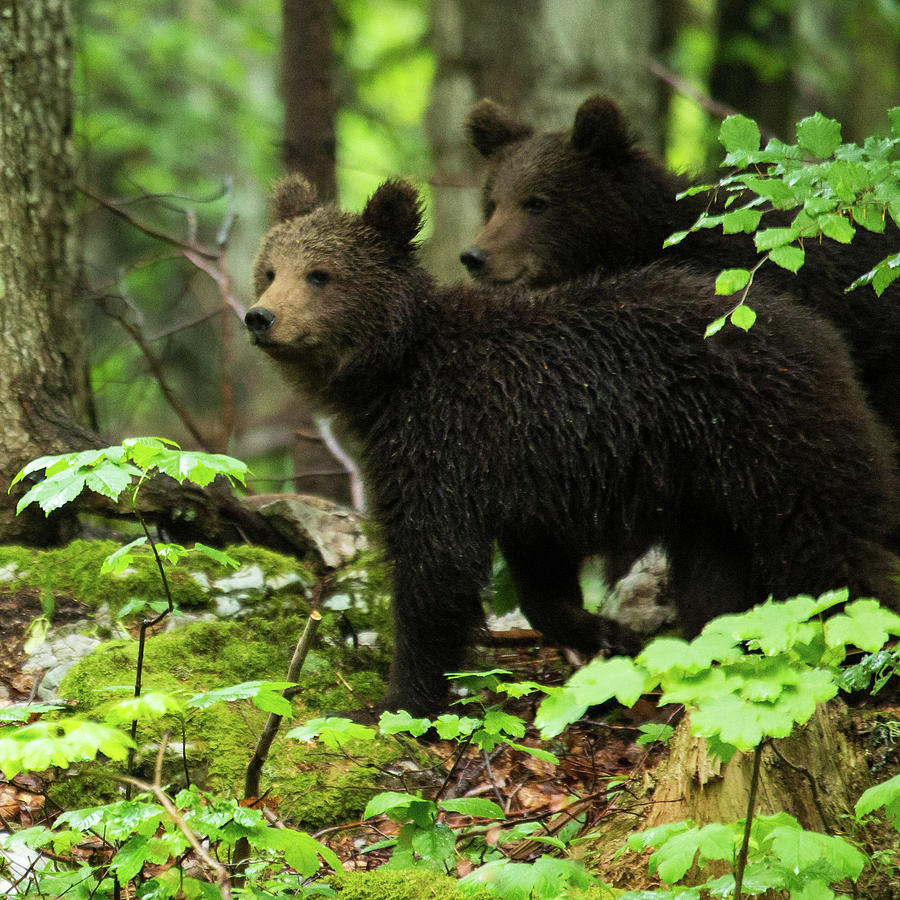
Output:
[[306, 270, 331, 287], [524, 196, 548, 215], [484, 199, 497, 219], [264, 269, 275, 284]]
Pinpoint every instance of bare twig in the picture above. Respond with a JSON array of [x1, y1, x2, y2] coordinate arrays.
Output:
[[120, 774, 232, 899], [97, 295, 212, 449], [80, 185, 219, 260], [233, 608, 324, 882]]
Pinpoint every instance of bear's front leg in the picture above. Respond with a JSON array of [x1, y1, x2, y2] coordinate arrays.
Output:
[[382, 566, 487, 718]]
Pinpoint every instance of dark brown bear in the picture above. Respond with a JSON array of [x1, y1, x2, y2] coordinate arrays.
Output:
[[246, 175, 900, 717], [462, 95, 900, 455]]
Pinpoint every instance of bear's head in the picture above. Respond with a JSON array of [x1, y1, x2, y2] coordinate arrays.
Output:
[[461, 95, 663, 286], [246, 175, 424, 382]]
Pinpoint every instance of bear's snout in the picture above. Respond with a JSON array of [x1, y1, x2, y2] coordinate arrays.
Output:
[[460, 246, 490, 276], [245, 307, 276, 335]]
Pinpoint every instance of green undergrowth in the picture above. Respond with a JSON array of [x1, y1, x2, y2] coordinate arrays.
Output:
[[52, 609, 397, 825]]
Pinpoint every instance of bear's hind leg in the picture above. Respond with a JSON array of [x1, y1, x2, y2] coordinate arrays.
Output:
[[666, 524, 757, 638], [499, 536, 642, 656]]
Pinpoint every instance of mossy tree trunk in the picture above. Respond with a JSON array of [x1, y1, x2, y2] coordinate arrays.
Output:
[[0, 0, 94, 545]]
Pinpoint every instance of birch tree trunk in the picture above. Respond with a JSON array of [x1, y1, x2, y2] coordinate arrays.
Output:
[[0, 0, 93, 544]]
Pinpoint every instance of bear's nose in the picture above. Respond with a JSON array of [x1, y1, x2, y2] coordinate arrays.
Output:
[[460, 246, 490, 275], [245, 307, 276, 334]]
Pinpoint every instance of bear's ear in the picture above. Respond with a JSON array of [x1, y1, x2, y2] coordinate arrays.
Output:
[[362, 180, 424, 257], [465, 99, 534, 157], [269, 174, 319, 223], [570, 95, 635, 162]]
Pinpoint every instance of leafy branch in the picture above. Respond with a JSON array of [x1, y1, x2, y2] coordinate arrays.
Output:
[[667, 106, 900, 334]]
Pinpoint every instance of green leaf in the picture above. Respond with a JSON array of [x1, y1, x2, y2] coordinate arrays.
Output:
[[191, 542, 241, 569], [60, 720, 135, 763], [721, 207, 762, 235], [796, 112, 842, 158], [507, 741, 559, 765], [187, 680, 294, 710], [10, 453, 71, 490], [104, 691, 184, 725], [663, 229, 689, 248], [439, 797, 505, 819], [715, 268, 751, 295], [719, 115, 761, 153], [16, 470, 87, 515], [754, 227, 798, 252], [379, 710, 433, 737], [889, 106, 900, 139], [286, 716, 376, 749], [84, 460, 139, 501], [256, 827, 342, 875], [536, 656, 649, 738], [251, 687, 293, 718], [649, 827, 703, 883], [461, 856, 595, 900], [363, 791, 436, 827], [767, 826, 866, 881], [101, 536, 148, 575], [769, 245, 806, 273], [431, 713, 480, 740], [855, 772, 900, 829], [825, 599, 900, 652], [110, 834, 172, 884], [819, 213, 856, 243], [704, 315, 727, 339], [730, 304, 757, 331], [482, 707, 526, 738], [0, 703, 65, 723], [636, 723, 675, 746], [411, 821, 456, 864]]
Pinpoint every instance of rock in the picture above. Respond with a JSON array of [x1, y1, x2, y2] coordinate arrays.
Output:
[[22, 632, 103, 701], [245, 494, 367, 568], [605, 547, 675, 634]]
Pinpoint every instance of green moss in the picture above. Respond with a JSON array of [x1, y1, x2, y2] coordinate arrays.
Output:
[[329, 867, 491, 900], [51, 611, 396, 820], [0, 541, 318, 619]]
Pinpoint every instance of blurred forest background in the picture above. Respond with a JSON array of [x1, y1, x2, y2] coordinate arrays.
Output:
[[3, 0, 899, 536]]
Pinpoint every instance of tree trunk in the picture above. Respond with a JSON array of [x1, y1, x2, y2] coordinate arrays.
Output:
[[647, 702, 874, 835], [279, 0, 357, 507], [636, 700, 894, 896], [0, 0, 93, 545], [282, 0, 338, 202], [425, 0, 663, 282]]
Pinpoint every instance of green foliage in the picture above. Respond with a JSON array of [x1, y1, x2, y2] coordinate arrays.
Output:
[[0, 786, 340, 898], [0, 718, 133, 779], [460, 855, 605, 900], [11, 437, 248, 517], [618, 812, 867, 898], [536, 591, 900, 762], [673, 107, 900, 320]]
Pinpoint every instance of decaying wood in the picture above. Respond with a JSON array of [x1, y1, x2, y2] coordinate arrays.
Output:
[[646, 700, 873, 835]]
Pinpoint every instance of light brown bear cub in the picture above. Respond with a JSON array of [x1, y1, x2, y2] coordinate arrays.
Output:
[[246, 175, 899, 717]]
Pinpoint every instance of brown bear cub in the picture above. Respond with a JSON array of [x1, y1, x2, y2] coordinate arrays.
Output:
[[462, 95, 900, 456], [247, 175, 899, 717]]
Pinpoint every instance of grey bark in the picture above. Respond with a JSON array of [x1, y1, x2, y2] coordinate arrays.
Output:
[[0, 0, 92, 544]]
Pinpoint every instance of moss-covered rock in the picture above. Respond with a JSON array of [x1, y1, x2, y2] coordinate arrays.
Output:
[[329, 867, 491, 900], [0, 540, 320, 620]]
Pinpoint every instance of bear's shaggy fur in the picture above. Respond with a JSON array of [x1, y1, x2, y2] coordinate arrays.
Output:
[[462, 95, 900, 453], [247, 175, 900, 717]]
